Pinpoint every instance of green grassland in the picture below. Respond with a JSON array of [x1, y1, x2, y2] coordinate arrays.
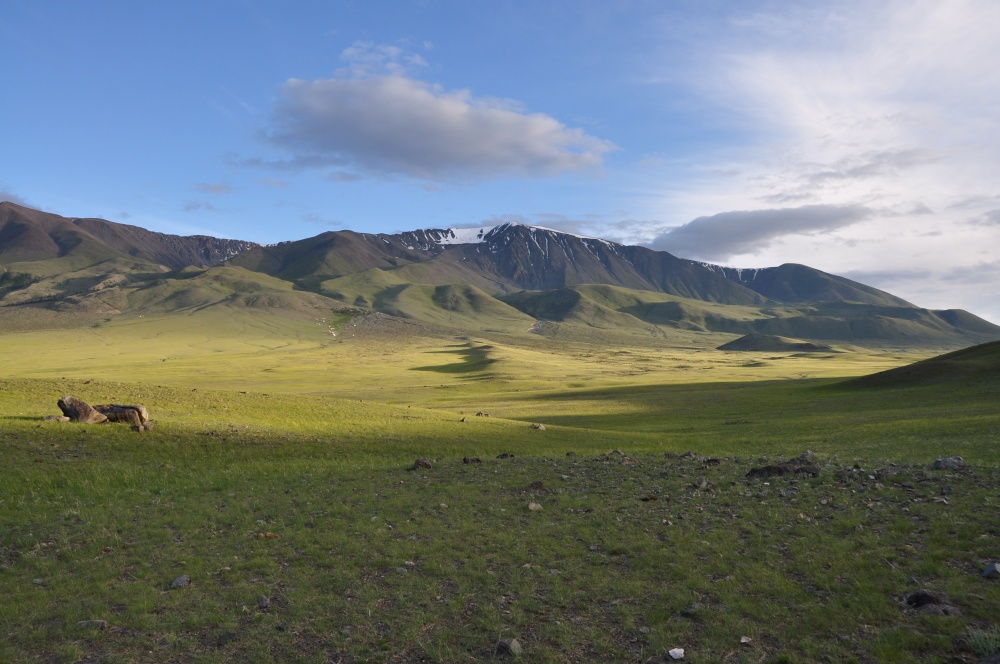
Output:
[[2, 307, 999, 662]]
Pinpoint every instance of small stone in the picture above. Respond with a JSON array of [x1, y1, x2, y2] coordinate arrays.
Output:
[[528, 502, 543, 511], [170, 574, 191, 589], [680, 602, 704, 619], [740, 636, 752, 645], [257, 596, 270, 610], [932, 456, 966, 470], [32, 578, 44, 585], [530, 423, 546, 430], [463, 456, 482, 464], [76, 620, 108, 630], [460, 416, 467, 422], [983, 562, 1000, 579], [411, 457, 432, 470], [639, 626, 650, 634], [497, 638, 523, 656], [669, 647, 685, 659], [903, 589, 941, 607], [43, 415, 71, 422]]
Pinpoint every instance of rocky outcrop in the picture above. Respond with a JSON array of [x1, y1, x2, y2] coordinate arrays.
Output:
[[54, 396, 151, 429], [57, 396, 108, 424]]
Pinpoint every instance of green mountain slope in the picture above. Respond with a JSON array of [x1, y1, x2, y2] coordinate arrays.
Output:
[[843, 339, 1000, 389]]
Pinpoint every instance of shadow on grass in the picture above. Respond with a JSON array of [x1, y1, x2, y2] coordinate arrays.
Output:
[[411, 344, 496, 374]]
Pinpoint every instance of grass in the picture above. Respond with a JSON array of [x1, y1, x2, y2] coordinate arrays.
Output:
[[2, 310, 999, 662]]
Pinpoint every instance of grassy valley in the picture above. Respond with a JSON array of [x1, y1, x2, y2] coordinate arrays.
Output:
[[2, 204, 1000, 662]]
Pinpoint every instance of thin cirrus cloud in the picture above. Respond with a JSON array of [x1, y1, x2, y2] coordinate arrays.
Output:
[[261, 43, 616, 182], [650, 204, 872, 262]]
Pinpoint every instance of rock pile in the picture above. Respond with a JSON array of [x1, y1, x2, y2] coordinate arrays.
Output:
[[53, 396, 153, 431]]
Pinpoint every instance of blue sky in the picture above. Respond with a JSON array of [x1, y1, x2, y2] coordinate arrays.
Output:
[[3, 1, 1000, 323]]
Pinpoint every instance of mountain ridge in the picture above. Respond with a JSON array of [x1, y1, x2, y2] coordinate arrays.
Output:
[[2, 201, 998, 348]]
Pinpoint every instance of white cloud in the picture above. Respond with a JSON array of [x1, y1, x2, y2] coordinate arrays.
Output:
[[0, 186, 30, 206], [263, 42, 615, 182], [650, 204, 871, 261]]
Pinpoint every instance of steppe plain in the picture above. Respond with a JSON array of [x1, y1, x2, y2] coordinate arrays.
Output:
[[2, 300, 999, 663]]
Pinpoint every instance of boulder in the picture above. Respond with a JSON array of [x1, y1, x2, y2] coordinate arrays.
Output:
[[57, 396, 108, 424], [93, 404, 148, 425]]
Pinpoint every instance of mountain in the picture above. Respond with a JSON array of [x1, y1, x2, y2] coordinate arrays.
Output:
[[0, 202, 257, 272], [2, 203, 999, 348]]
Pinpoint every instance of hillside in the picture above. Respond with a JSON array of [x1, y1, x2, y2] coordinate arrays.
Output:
[[843, 339, 1000, 389]]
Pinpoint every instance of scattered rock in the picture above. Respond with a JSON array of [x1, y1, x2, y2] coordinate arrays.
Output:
[[566, 451, 577, 456], [932, 456, 966, 471], [462, 456, 482, 464], [669, 647, 685, 659], [76, 620, 107, 630], [497, 638, 523, 656], [740, 636, 752, 645], [747, 453, 820, 478], [43, 415, 71, 423], [528, 502, 543, 511], [702, 458, 722, 466], [497, 453, 515, 459], [57, 396, 108, 424], [476, 411, 490, 417], [530, 423, 546, 430], [680, 602, 704, 619], [903, 589, 941, 607], [170, 575, 191, 589], [901, 589, 961, 615], [257, 596, 270, 610], [983, 562, 1000, 579], [679, 451, 697, 460], [411, 457, 433, 470], [460, 416, 467, 422]]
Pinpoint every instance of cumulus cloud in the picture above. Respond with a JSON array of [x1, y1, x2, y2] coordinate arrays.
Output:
[[262, 42, 615, 182], [650, 204, 872, 261]]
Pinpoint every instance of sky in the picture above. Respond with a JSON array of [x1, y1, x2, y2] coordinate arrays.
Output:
[[2, 0, 999, 323]]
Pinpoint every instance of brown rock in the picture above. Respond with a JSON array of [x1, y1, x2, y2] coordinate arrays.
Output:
[[93, 404, 148, 425], [411, 457, 433, 470], [57, 396, 108, 424]]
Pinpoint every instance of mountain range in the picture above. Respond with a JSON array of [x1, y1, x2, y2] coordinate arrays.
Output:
[[1, 200, 998, 348]]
